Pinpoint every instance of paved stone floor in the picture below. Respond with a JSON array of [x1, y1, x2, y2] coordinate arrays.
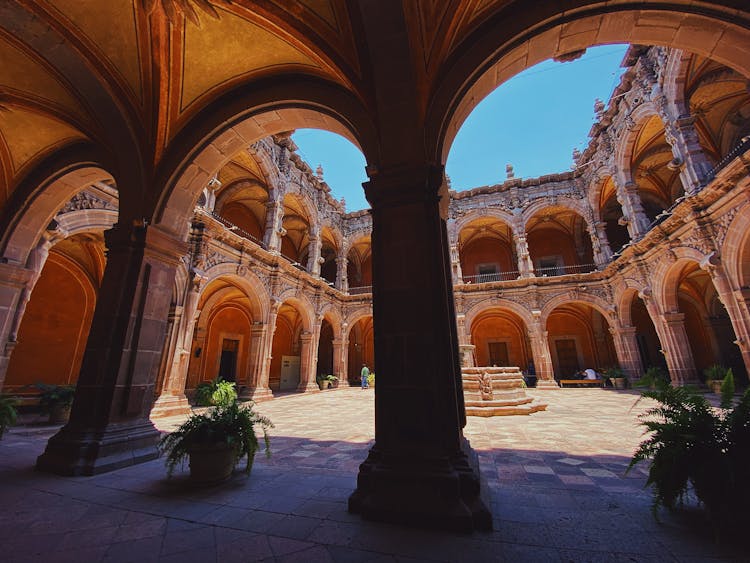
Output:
[[0, 388, 744, 562]]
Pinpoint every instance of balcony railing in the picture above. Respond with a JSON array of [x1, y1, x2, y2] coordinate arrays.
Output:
[[462, 271, 519, 284], [534, 263, 596, 276], [208, 211, 265, 247], [349, 285, 372, 295]]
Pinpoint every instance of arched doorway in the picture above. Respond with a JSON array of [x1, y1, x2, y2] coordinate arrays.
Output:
[[347, 316, 374, 382], [270, 302, 309, 392], [317, 318, 335, 379], [526, 206, 594, 276], [547, 303, 617, 378]]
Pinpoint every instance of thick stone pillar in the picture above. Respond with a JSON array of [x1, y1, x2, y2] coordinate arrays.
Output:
[[240, 323, 273, 401], [36, 222, 187, 475], [615, 180, 651, 239], [297, 330, 318, 392], [610, 326, 644, 381], [348, 164, 490, 531], [528, 317, 557, 388], [150, 305, 187, 418], [659, 312, 699, 385]]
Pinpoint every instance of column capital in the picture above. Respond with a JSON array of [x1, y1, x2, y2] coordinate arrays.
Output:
[[364, 163, 444, 208]]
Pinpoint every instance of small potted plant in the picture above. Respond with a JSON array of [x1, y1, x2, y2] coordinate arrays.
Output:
[[602, 367, 628, 389], [316, 374, 338, 390], [367, 371, 375, 388], [194, 377, 237, 406], [703, 364, 727, 394], [35, 383, 75, 424], [637, 366, 671, 390], [159, 400, 273, 485], [0, 395, 17, 439]]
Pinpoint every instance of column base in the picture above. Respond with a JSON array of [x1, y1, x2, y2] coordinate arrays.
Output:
[[239, 386, 274, 402], [36, 419, 160, 476], [348, 439, 492, 532], [535, 379, 561, 389], [298, 381, 321, 393], [150, 393, 192, 419]]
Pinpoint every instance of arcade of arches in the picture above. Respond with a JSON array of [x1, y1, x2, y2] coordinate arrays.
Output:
[[1, 1, 749, 532]]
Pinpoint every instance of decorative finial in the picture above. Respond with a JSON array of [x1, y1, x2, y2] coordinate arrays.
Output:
[[506, 164, 515, 180], [315, 164, 324, 180], [594, 98, 605, 117]]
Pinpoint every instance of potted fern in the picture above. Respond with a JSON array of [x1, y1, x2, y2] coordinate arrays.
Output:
[[703, 364, 728, 394], [159, 400, 273, 485], [0, 395, 17, 439], [35, 383, 75, 424], [194, 377, 238, 406]]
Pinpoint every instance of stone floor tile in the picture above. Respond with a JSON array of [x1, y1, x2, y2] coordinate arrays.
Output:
[[266, 513, 324, 540], [103, 536, 163, 563], [159, 525, 215, 556]]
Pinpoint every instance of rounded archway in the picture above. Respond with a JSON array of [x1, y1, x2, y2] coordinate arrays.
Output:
[[347, 315, 374, 382], [458, 216, 516, 282], [347, 236, 372, 293], [526, 206, 594, 276], [4, 233, 105, 393], [469, 307, 530, 369], [546, 303, 617, 379]]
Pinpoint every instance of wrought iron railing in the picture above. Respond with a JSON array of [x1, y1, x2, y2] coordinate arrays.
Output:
[[534, 263, 596, 276], [462, 271, 519, 283], [348, 285, 372, 295], [707, 136, 750, 179]]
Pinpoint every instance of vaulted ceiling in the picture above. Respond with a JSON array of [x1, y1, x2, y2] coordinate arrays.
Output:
[[0, 1, 748, 230]]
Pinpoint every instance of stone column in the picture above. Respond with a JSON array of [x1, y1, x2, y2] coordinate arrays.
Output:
[[528, 315, 557, 388], [256, 301, 281, 394], [0, 236, 56, 390], [659, 312, 699, 385], [297, 330, 318, 392], [0, 262, 36, 391], [332, 335, 345, 384], [512, 228, 534, 278], [241, 323, 273, 401], [263, 197, 285, 252], [663, 116, 713, 195], [699, 256, 750, 377], [335, 255, 349, 292], [151, 263, 206, 418], [36, 222, 187, 475], [589, 222, 613, 267], [615, 180, 651, 240], [307, 231, 323, 276], [610, 326, 644, 381], [348, 164, 490, 531], [150, 304, 185, 418]]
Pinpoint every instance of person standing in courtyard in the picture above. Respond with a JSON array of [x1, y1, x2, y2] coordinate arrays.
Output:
[[361, 364, 370, 389]]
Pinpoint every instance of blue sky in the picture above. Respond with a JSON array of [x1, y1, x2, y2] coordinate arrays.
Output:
[[293, 44, 629, 212]]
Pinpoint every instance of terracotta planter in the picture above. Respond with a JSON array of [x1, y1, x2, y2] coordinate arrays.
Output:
[[709, 380, 723, 394], [48, 404, 71, 425], [613, 377, 627, 390], [318, 381, 330, 390], [187, 442, 236, 485]]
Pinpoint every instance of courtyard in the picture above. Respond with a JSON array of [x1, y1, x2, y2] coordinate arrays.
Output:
[[0, 388, 742, 562]]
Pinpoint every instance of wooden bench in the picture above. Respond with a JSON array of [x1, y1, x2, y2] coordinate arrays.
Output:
[[559, 379, 602, 388]]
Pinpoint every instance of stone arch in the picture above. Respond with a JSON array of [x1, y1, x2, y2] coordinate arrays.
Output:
[[654, 250, 710, 313], [721, 204, 750, 289], [541, 293, 615, 327], [662, 48, 693, 118], [200, 266, 269, 321], [464, 298, 534, 335], [1, 166, 114, 266], [613, 101, 662, 180], [431, 6, 750, 164], [467, 304, 532, 369], [154, 85, 377, 240], [344, 307, 374, 332], [318, 303, 343, 340], [275, 291, 316, 333], [454, 208, 515, 235], [521, 198, 592, 229]]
